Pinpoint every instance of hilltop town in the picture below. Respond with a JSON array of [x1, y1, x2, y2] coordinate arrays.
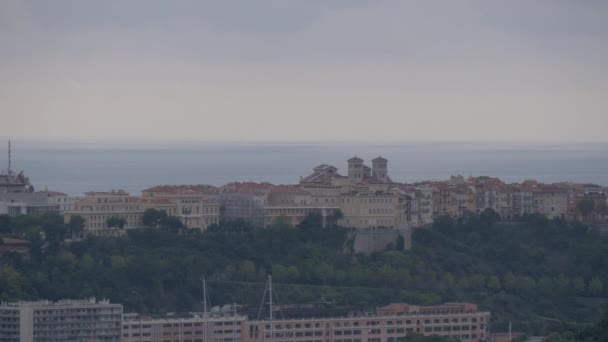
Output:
[[2, 154, 607, 242], [2, 149, 608, 341]]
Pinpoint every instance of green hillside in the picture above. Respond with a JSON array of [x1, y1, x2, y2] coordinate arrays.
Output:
[[1, 212, 607, 335]]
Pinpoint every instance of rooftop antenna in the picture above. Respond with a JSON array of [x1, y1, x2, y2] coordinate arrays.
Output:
[[8, 140, 11, 175]]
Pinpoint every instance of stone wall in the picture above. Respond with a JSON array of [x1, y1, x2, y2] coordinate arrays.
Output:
[[348, 227, 411, 254]]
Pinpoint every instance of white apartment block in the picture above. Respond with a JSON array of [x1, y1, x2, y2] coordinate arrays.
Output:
[[0, 298, 122, 342]]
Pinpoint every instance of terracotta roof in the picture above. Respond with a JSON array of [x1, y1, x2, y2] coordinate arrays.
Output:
[[143, 185, 219, 195], [84, 190, 130, 196], [220, 182, 274, 194], [1, 238, 31, 245], [270, 186, 309, 194], [141, 198, 173, 205]]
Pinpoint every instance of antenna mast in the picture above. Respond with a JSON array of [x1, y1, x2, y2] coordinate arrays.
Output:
[[7, 140, 11, 175]]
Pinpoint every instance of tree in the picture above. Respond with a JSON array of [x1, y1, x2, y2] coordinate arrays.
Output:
[[578, 199, 595, 220], [555, 274, 571, 294], [271, 264, 288, 282], [589, 277, 604, 295], [239, 260, 257, 281], [538, 277, 554, 294], [160, 216, 184, 234], [396, 235, 405, 251], [480, 208, 501, 226], [0, 267, 22, 299], [42, 218, 67, 253], [142, 209, 168, 228], [286, 266, 300, 281], [503, 272, 517, 292], [487, 275, 502, 292], [0, 214, 11, 233], [298, 212, 323, 229], [595, 201, 608, 220], [573, 276, 586, 295], [327, 209, 344, 227], [589, 305, 608, 341], [106, 216, 126, 229], [438, 273, 454, 290], [68, 215, 86, 239], [544, 331, 576, 342]]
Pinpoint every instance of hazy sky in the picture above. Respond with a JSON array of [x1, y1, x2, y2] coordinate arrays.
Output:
[[1, 0, 607, 143]]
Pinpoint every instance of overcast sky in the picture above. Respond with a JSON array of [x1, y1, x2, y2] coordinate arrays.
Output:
[[1, 0, 607, 143]]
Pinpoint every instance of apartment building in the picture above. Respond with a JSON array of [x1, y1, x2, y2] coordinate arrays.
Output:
[[339, 184, 403, 229], [264, 186, 340, 227], [245, 302, 489, 342], [220, 182, 272, 227], [64, 190, 144, 236], [533, 186, 568, 220], [123, 312, 247, 342], [122, 302, 489, 342], [45, 191, 77, 213], [413, 184, 434, 226], [0, 153, 64, 215], [142, 185, 221, 229], [0, 298, 123, 342]]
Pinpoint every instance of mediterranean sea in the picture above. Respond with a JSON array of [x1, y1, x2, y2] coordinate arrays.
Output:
[[5, 140, 608, 196]]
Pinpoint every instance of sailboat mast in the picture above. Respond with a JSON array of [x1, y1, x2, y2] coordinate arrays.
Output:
[[269, 275, 273, 342]]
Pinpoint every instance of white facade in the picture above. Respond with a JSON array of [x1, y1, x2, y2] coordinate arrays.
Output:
[[0, 298, 123, 342]]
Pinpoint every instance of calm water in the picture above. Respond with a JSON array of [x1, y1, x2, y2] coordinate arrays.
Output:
[[3, 140, 608, 196]]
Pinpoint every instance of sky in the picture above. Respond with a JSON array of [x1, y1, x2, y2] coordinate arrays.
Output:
[[0, 0, 607, 143]]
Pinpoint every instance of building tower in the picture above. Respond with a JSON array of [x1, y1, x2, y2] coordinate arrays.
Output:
[[372, 156, 389, 182], [347, 157, 364, 181]]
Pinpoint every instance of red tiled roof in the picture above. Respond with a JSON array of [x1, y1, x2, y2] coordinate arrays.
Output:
[[1, 238, 31, 245], [270, 186, 309, 194], [141, 198, 173, 205], [220, 182, 274, 194], [143, 185, 219, 195]]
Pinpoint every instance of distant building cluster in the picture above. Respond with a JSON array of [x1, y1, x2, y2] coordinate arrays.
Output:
[[0, 171, 71, 216], [2, 145, 608, 239], [0, 298, 490, 342]]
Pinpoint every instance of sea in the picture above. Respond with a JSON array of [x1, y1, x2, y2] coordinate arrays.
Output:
[[4, 140, 608, 196]]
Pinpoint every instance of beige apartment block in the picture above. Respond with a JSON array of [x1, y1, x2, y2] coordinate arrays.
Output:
[[338, 185, 403, 229], [65, 190, 145, 237], [142, 185, 221, 230], [123, 312, 246, 342], [264, 185, 340, 227], [122, 302, 489, 342], [533, 186, 568, 220], [245, 302, 489, 342]]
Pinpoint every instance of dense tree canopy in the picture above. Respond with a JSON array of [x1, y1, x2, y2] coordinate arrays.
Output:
[[0, 211, 606, 336]]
